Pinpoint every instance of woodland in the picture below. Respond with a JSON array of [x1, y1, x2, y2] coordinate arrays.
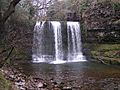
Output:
[[0, 0, 120, 90]]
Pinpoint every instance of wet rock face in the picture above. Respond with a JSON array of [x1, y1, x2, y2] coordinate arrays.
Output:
[[82, 1, 120, 30]]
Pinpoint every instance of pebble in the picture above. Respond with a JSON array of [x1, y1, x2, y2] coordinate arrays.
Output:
[[19, 87, 25, 90], [43, 83, 47, 88], [37, 82, 44, 88], [63, 86, 72, 90]]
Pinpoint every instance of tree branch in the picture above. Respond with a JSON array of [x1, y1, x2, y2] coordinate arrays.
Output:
[[0, 48, 11, 55], [1, 0, 21, 24], [0, 47, 14, 68]]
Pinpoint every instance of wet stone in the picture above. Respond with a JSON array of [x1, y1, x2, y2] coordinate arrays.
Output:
[[43, 83, 47, 88], [63, 86, 72, 90], [37, 82, 44, 88]]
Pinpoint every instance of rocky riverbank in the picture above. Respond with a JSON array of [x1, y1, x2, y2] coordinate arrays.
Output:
[[1, 65, 73, 90], [0, 61, 120, 90]]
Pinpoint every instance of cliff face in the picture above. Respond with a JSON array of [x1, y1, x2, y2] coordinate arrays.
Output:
[[82, 1, 120, 30]]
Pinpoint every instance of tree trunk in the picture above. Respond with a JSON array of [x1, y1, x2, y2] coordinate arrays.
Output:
[[0, 0, 21, 68], [0, 21, 5, 42], [2, 0, 21, 24], [0, 0, 21, 42]]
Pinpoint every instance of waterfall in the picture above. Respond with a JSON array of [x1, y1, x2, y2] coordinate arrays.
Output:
[[50, 21, 66, 64], [32, 21, 86, 64], [67, 22, 86, 62], [33, 21, 46, 62]]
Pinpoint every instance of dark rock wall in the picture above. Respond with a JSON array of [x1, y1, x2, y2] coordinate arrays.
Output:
[[82, 1, 120, 43]]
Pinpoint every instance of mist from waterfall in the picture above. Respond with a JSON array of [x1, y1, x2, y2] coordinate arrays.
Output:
[[32, 21, 86, 64]]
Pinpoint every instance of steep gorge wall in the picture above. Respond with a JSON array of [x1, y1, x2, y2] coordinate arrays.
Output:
[[82, 1, 120, 43]]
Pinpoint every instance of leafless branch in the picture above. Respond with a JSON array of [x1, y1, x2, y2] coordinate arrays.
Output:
[[1, 0, 21, 24]]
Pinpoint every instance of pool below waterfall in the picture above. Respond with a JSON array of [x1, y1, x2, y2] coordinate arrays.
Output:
[[16, 61, 120, 90]]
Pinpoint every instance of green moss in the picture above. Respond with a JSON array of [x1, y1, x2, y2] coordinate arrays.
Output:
[[113, 2, 120, 10], [91, 51, 99, 56], [84, 43, 120, 65], [96, 44, 120, 51], [0, 71, 13, 90]]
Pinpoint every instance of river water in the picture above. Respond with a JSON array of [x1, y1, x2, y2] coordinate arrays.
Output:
[[16, 61, 120, 90]]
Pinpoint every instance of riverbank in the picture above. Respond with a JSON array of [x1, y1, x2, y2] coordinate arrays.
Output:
[[0, 61, 120, 90], [83, 43, 120, 65], [0, 70, 14, 90], [0, 64, 75, 90], [0, 43, 119, 90], [13, 62, 120, 90]]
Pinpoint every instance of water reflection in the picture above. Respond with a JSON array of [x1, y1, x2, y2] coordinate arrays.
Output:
[[19, 62, 120, 80], [16, 61, 120, 89]]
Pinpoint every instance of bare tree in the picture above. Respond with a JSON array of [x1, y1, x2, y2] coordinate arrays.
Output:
[[32, 0, 54, 21], [0, 0, 21, 39], [0, 0, 21, 25], [0, 0, 21, 67]]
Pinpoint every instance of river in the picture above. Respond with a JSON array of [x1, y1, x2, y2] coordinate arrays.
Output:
[[16, 61, 120, 90]]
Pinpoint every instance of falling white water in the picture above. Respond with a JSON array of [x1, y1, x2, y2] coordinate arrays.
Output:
[[50, 21, 66, 64], [32, 21, 86, 64], [67, 22, 86, 62], [32, 21, 47, 63]]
